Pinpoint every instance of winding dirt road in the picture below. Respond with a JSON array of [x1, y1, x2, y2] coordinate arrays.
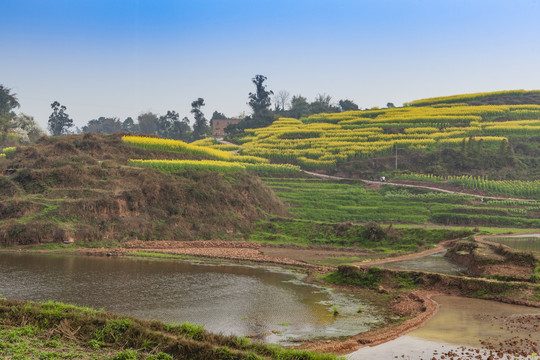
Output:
[[350, 239, 456, 268], [301, 170, 536, 202]]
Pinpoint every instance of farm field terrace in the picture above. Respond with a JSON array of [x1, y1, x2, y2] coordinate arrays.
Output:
[[260, 178, 540, 229]]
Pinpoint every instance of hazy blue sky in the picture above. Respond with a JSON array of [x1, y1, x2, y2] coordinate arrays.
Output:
[[2, 0, 540, 131]]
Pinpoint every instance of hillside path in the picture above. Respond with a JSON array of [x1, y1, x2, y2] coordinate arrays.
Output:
[[301, 170, 536, 202], [216, 139, 237, 146], [350, 239, 455, 268]]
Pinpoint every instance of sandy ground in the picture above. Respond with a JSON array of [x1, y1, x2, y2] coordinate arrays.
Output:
[[73, 240, 337, 271]]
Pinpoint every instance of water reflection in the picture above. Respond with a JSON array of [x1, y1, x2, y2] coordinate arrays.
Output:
[[378, 251, 467, 275], [485, 234, 540, 252], [0, 252, 379, 343]]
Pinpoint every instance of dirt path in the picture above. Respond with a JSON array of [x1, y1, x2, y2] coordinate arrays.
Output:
[[301, 170, 536, 202], [70, 240, 332, 271], [216, 139, 237, 146], [216, 139, 240, 152], [350, 239, 456, 267]]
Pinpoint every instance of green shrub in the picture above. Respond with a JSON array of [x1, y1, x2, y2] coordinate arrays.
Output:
[[111, 349, 139, 360]]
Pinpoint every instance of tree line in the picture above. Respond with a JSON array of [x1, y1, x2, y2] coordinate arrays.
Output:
[[2, 75, 379, 144]]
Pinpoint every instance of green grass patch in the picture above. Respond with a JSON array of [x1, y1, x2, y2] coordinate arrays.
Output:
[[262, 178, 539, 229], [245, 217, 472, 254], [0, 299, 345, 360], [325, 267, 385, 289]]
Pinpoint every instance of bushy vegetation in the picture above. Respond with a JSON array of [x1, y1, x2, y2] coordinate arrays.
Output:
[[0, 146, 16, 158], [324, 265, 536, 302], [247, 218, 471, 254]]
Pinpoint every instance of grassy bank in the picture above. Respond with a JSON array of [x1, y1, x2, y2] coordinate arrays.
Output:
[[0, 298, 344, 360], [244, 217, 472, 254], [325, 266, 540, 305]]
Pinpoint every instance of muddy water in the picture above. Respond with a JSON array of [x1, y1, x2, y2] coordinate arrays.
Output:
[[378, 250, 468, 275], [485, 233, 540, 252], [0, 252, 381, 344], [347, 295, 540, 359]]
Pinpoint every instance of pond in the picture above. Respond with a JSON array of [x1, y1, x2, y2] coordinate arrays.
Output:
[[0, 252, 383, 344], [378, 250, 468, 275], [484, 233, 540, 252]]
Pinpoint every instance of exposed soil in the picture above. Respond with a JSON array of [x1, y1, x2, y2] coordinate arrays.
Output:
[[260, 246, 380, 264], [76, 240, 332, 270]]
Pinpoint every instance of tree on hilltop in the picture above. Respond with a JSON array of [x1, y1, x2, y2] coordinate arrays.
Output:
[[247, 75, 274, 127], [137, 112, 159, 135], [274, 90, 291, 112], [191, 98, 210, 140], [122, 117, 137, 133], [0, 85, 20, 141], [289, 95, 310, 119], [48, 101, 73, 136], [169, 116, 191, 141], [157, 110, 179, 138], [82, 117, 123, 134], [339, 99, 359, 112]]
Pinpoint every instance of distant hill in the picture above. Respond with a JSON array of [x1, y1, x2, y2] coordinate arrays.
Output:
[[0, 133, 287, 246]]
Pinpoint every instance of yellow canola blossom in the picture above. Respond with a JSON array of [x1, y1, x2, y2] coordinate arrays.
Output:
[[238, 101, 539, 167], [122, 135, 266, 163], [404, 90, 540, 107], [128, 159, 299, 174]]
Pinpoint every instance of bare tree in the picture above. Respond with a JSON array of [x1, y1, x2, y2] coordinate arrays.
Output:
[[274, 90, 291, 111]]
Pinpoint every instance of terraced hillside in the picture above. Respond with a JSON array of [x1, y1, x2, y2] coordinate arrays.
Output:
[[231, 90, 540, 178]]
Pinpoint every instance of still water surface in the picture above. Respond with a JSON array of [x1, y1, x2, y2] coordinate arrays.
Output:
[[348, 295, 540, 359], [378, 250, 467, 275], [0, 252, 381, 344], [485, 233, 540, 252]]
